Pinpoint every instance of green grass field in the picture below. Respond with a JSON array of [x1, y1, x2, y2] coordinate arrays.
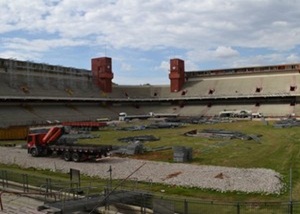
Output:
[[1, 119, 300, 203]]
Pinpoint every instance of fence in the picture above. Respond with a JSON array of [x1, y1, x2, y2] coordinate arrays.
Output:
[[0, 169, 300, 214], [149, 197, 300, 214]]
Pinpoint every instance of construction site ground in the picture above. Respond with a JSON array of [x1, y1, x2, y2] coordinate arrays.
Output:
[[0, 193, 44, 214]]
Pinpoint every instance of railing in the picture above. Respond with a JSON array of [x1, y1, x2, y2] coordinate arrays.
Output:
[[0, 91, 296, 103], [0, 169, 299, 214]]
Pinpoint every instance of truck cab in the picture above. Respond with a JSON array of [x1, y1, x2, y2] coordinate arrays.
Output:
[[27, 126, 63, 157], [27, 133, 47, 156]]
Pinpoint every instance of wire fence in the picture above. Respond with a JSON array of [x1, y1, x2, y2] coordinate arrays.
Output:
[[0, 169, 299, 214]]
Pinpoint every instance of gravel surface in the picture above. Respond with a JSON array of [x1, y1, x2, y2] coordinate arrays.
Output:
[[0, 147, 283, 194]]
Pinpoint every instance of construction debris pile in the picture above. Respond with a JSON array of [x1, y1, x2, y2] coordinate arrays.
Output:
[[273, 118, 300, 128], [118, 135, 160, 143], [184, 129, 262, 142], [115, 116, 237, 132], [57, 132, 99, 145], [146, 122, 182, 129], [116, 125, 146, 131], [116, 122, 182, 131], [165, 116, 233, 124], [113, 142, 144, 155], [113, 135, 160, 155]]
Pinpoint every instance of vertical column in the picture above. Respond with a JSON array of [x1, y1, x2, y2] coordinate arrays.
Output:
[[169, 58, 185, 92], [8, 59, 17, 88], [91, 57, 114, 93]]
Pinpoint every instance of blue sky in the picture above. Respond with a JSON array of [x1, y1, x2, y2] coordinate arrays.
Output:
[[1, 0, 300, 85]]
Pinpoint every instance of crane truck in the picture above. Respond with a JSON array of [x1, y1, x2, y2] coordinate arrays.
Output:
[[27, 126, 112, 162]]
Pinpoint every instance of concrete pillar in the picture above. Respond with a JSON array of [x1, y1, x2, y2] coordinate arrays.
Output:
[[169, 58, 185, 92], [91, 57, 114, 93]]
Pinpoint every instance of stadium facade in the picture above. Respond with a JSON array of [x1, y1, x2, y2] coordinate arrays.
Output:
[[0, 57, 299, 128]]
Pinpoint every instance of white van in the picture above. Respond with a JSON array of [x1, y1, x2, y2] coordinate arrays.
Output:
[[252, 112, 263, 118], [119, 112, 127, 121]]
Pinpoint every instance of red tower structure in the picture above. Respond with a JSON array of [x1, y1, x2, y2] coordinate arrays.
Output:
[[169, 58, 185, 92], [91, 57, 114, 93]]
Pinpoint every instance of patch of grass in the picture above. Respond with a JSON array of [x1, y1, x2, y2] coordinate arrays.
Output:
[[82, 120, 300, 200]]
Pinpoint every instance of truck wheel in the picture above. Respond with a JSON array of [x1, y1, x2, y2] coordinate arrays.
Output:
[[72, 152, 81, 162], [63, 151, 71, 161], [42, 149, 50, 156], [31, 148, 39, 157]]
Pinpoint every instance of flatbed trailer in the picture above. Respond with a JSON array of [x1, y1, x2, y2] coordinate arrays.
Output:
[[48, 144, 112, 162], [28, 143, 112, 162]]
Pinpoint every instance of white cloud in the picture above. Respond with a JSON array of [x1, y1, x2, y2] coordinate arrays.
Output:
[[185, 59, 200, 71], [0, 0, 50, 32], [272, 21, 289, 27], [286, 54, 300, 63], [1, 0, 300, 51], [156, 60, 169, 73], [0, 1, 298, 49], [120, 63, 132, 72], [1, 0, 300, 83], [0, 50, 41, 61], [1, 37, 88, 54], [115, 75, 169, 85], [186, 49, 211, 62], [214, 46, 239, 58], [229, 53, 294, 68]]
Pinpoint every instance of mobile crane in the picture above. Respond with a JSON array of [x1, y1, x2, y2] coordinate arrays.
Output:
[[27, 126, 112, 162]]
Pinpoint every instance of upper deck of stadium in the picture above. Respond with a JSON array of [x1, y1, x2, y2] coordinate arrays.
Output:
[[0, 57, 299, 102], [1, 57, 300, 127]]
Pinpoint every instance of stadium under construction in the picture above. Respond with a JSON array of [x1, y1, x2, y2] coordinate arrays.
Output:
[[1, 57, 300, 213], [0, 56, 299, 130]]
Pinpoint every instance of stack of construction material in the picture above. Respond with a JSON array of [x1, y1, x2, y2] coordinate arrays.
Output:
[[184, 129, 262, 142], [111, 142, 144, 155], [273, 118, 300, 128], [173, 146, 193, 163], [125, 142, 144, 155], [118, 135, 159, 142]]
